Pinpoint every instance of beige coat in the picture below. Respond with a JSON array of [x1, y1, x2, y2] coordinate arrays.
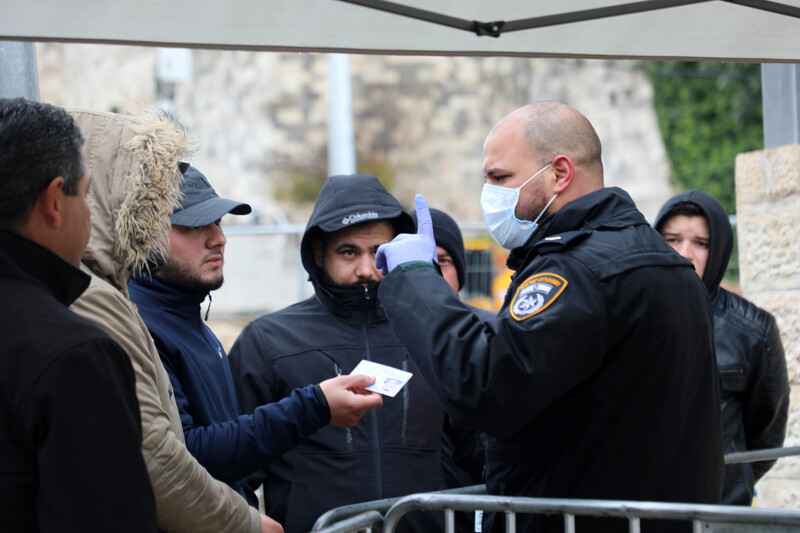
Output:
[[68, 109, 260, 533]]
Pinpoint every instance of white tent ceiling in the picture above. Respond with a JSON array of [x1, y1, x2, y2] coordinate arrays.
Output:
[[1, 0, 799, 62]]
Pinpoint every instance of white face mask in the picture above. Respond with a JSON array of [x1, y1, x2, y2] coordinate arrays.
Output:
[[481, 163, 557, 250]]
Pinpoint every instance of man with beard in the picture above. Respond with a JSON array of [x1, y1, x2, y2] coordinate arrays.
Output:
[[229, 174, 445, 533], [375, 101, 723, 532], [128, 165, 383, 515]]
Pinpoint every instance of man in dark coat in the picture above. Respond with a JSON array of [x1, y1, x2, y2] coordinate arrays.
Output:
[[375, 101, 723, 532], [655, 189, 789, 505], [0, 98, 156, 531], [230, 174, 445, 533]]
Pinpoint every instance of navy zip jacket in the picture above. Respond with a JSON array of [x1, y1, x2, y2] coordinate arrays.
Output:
[[129, 274, 330, 502], [380, 187, 723, 532]]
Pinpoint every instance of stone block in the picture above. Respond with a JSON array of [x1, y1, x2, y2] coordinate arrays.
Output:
[[737, 200, 800, 293], [756, 478, 800, 509], [767, 386, 800, 479], [736, 145, 800, 205]]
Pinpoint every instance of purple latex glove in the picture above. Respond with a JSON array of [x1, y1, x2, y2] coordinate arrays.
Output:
[[375, 194, 437, 276]]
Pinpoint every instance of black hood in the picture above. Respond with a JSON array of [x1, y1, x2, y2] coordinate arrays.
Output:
[[300, 173, 415, 286], [653, 189, 733, 296]]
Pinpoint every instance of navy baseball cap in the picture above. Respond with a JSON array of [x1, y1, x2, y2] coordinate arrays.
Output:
[[170, 163, 251, 227]]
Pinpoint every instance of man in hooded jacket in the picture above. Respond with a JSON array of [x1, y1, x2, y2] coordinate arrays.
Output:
[[67, 108, 280, 533], [229, 174, 444, 533], [655, 189, 789, 506]]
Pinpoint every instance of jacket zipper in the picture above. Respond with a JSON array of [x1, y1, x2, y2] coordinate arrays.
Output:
[[334, 362, 354, 450], [363, 285, 384, 499]]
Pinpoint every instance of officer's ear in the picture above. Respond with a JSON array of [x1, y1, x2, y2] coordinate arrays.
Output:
[[551, 154, 574, 194]]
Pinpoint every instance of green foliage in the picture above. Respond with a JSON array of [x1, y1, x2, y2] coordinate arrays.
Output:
[[645, 62, 763, 214], [273, 149, 396, 204]]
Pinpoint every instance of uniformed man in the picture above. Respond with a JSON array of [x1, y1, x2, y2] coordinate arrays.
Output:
[[375, 101, 723, 532]]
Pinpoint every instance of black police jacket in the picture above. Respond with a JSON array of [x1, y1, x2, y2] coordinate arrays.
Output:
[[380, 187, 724, 532]]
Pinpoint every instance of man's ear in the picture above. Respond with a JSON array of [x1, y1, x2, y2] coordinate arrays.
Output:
[[312, 238, 324, 268], [36, 177, 67, 229], [551, 154, 574, 194]]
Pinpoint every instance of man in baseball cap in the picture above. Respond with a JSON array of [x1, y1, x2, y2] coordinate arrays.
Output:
[[128, 166, 383, 517]]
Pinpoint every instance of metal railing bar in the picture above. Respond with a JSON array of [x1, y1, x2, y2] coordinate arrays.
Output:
[[381, 494, 800, 531], [311, 484, 486, 530], [310, 510, 383, 533], [725, 446, 800, 465], [565, 513, 576, 533], [444, 508, 454, 533], [505, 509, 515, 533]]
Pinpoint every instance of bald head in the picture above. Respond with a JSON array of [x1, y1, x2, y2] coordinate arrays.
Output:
[[492, 101, 603, 178], [483, 101, 604, 217]]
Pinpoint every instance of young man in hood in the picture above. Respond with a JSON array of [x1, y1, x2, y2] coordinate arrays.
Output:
[[229, 174, 445, 533], [128, 165, 383, 512], [67, 108, 279, 533], [0, 98, 156, 532], [655, 189, 789, 506], [375, 101, 723, 532]]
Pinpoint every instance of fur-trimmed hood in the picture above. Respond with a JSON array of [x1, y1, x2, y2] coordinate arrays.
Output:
[[69, 109, 194, 295]]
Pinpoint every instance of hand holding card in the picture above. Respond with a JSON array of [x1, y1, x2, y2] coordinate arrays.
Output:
[[318, 374, 383, 427], [350, 360, 413, 398]]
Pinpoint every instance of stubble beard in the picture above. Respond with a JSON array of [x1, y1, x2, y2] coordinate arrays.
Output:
[[516, 187, 550, 223], [158, 258, 224, 293]]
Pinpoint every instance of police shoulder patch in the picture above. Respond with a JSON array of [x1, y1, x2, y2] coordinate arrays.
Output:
[[509, 272, 568, 321]]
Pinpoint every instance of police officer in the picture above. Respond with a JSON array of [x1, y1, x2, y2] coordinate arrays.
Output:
[[375, 101, 723, 532]]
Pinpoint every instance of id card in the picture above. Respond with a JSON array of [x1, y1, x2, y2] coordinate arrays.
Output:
[[350, 360, 413, 398]]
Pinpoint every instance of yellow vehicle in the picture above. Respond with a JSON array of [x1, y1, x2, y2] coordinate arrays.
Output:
[[462, 236, 513, 312]]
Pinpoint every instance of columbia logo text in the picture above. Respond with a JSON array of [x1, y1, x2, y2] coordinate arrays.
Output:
[[342, 211, 379, 225]]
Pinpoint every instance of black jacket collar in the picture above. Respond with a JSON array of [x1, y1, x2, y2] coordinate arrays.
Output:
[[313, 279, 385, 322], [0, 229, 90, 306], [507, 187, 647, 270]]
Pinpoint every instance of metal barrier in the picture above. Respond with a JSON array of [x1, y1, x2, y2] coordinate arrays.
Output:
[[310, 447, 800, 533], [312, 493, 800, 533], [381, 494, 800, 533], [725, 446, 800, 465]]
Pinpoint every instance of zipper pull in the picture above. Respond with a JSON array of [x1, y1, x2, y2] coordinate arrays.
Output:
[[364, 285, 370, 301]]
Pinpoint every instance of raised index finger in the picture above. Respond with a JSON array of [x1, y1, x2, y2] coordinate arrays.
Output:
[[414, 194, 434, 239]]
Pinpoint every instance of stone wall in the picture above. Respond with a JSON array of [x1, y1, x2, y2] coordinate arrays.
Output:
[[35, 43, 673, 314], [736, 145, 800, 508], [36, 44, 671, 224]]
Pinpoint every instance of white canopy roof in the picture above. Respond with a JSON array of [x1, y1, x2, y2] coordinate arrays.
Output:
[[2, 0, 799, 62]]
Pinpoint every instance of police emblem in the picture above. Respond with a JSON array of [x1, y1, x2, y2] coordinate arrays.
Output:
[[510, 272, 568, 321]]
